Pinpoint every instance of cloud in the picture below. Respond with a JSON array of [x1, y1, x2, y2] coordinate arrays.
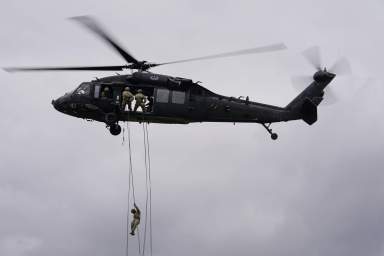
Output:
[[0, 235, 43, 256], [0, 0, 383, 256]]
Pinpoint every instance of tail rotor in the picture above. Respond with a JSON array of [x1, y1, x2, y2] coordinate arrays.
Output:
[[291, 46, 352, 105]]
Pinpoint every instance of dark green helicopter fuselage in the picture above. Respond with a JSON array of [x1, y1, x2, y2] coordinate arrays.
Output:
[[52, 70, 335, 139], [5, 16, 338, 139]]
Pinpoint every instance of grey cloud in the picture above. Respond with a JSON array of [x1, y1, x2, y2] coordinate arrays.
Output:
[[1, 0, 384, 256]]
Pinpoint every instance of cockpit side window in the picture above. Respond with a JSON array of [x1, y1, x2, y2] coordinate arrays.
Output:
[[94, 85, 101, 98], [75, 82, 91, 96]]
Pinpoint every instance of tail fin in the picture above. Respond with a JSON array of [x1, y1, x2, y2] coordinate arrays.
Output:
[[286, 70, 335, 125]]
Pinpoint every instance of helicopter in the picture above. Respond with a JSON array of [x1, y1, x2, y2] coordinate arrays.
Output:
[[4, 16, 344, 140]]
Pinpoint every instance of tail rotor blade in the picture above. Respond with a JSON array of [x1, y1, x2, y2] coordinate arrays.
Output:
[[296, 47, 354, 106], [330, 57, 351, 76], [322, 88, 339, 105], [302, 46, 322, 70], [291, 76, 338, 105]]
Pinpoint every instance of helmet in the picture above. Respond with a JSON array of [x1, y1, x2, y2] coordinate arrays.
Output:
[[124, 87, 130, 91], [137, 89, 143, 93]]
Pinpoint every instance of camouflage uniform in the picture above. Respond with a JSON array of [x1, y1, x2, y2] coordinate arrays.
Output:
[[122, 87, 134, 111], [130, 203, 141, 236], [134, 90, 146, 112], [101, 87, 112, 99]]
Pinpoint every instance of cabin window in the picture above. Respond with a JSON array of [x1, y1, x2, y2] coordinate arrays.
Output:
[[94, 85, 101, 98], [156, 89, 170, 103], [171, 91, 185, 104]]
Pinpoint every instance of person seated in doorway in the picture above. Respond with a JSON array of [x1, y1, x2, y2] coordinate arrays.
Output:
[[101, 86, 112, 99]]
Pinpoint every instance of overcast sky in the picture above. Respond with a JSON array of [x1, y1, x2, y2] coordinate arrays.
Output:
[[1, 0, 384, 256]]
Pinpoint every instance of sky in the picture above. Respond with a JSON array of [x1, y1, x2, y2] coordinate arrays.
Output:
[[0, 0, 384, 256]]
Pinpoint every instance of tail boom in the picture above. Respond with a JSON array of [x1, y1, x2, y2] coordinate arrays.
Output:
[[285, 70, 335, 125]]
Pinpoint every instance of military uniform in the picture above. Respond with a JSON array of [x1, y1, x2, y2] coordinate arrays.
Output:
[[146, 96, 154, 112], [134, 90, 146, 112], [130, 204, 141, 236], [101, 87, 112, 99], [122, 88, 134, 111]]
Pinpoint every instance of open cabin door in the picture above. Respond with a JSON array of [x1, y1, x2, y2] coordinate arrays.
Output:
[[92, 83, 119, 113]]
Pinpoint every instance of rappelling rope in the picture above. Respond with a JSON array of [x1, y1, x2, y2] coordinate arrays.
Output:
[[142, 123, 149, 256], [141, 122, 153, 256], [145, 123, 153, 256], [121, 126, 125, 146], [123, 120, 152, 256], [125, 122, 141, 256]]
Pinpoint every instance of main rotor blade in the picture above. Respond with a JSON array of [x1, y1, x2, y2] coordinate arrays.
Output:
[[70, 16, 139, 64], [4, 65, 127, 72], [154, 43, 287, 66]]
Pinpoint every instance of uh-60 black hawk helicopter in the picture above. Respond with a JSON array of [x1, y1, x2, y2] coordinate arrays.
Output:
[[4, 16, 349, 140]]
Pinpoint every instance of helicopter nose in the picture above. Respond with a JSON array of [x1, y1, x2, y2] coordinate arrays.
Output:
[[52, 96, 66, 112], [52, 98, 60, 111]]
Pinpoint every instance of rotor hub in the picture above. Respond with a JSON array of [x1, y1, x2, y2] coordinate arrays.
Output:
[[313, 70, 336, 83]]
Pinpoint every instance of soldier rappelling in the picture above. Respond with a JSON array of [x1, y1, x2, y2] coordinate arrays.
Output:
[[130, 203, 141, 236]]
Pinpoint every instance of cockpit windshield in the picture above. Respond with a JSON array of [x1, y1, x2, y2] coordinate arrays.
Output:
[[74, 82, 91, 96]]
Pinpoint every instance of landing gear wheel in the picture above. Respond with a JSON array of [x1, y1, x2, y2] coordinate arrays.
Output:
[[262, 123, 279, 140], [109, 123, 121, 136]]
